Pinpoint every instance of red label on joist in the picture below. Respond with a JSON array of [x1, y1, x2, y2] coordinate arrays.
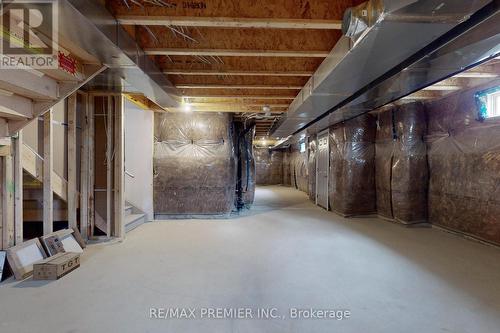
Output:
[[58, 52, 76, 74]]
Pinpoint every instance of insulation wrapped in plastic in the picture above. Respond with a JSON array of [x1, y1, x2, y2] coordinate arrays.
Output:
[[427, 81, 500, 245], [329, 114, 376, 216], [153, 112, 237, 217], [392, 102, 428, 223], [255, 148, 283, 185], [375, 103, 428, 223], [374, 108, 394, 219], [289, 147, 308, 193], [238, 123, 256, 207], [308, 135, 317, 201], [282, 149, 291, 186]]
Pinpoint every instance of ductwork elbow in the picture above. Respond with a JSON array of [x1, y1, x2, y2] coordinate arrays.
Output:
[[342, 0, 385, 42]]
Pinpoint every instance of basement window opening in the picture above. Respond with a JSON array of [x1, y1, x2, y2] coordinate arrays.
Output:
[[476, 86, 500, 120], [300, 142, 306, 153]]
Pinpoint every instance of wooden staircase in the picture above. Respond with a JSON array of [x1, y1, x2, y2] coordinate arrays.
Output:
[[22, 143, 69, 201], [94, 201, 146, 234], [23, 172, 68, 223], [124, 202, 147, 233]]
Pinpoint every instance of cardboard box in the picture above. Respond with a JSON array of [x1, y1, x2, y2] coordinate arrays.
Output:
[[33, 253, 80, 280], [44, 235, 65, 256]]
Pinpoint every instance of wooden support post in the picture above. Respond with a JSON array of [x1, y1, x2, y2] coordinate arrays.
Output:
[[80, 93, 89, 239], [114, 95, 125, 239], [106, 96, 112, 238], [43, 109, 53, 235], [36, 117, 43, 178], [88, 95, 95, 238], [67, 93, 77, 229], [2, 151, 15, 249], [14, 131, 23, 245]]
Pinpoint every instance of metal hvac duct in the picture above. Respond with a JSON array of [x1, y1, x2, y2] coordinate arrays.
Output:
[[342, 0, 385, 44], [59, 0, 180, 108], [271, 0, 497, 142]]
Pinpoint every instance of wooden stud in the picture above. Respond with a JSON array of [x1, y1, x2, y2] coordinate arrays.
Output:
[[117, 16, 342, 30], [43, 109, 53, 235], [67, 93, 77, 229], [2, 152, 14, 249], [80, 93, 89, 240], [88, 95, 95, 238], [106, 96, 113, 238], [145, 48, 329, 58], [114, 95, 125, 239], [14, 131, 23, 245]]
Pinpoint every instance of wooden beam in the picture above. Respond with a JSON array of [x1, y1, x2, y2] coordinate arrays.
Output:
[[0, 69, 58, 100], [0, 94, 33, 120], [165, 70, 313, 77], [177, 84, 302, 90], [67, 93, 77, 229], [2, 152, 14, 249], [43, 109, 53, 235], [14, 131, 23, 245], [114, 95, 125, 239], [80, 93, 89, 240], [118, 16, 342, 29], [145, 48, 329, 58]]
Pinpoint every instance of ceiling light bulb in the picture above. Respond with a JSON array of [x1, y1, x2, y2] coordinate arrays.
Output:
[[262, 105, 271, 116]]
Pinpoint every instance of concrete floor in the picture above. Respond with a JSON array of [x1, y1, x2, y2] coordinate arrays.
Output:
[[1, 186, 500, 333]]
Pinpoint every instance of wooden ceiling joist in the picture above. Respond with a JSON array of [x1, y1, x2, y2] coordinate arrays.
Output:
[[164, 70, 314, 77], [401, 90, 447, 101], [145, 48, 330, 58], [189, 103, 289, 107], [168, 108, 284, 113], [183, 95, 296, 100], [107, 0, 357, 140], [423, 85, 462, 91], [158, 57, 323, 73], [454, 72, 498, 78], [118, 16, 342, 30], [177, 84, 302, 90], [170, 75, 308, 87], [108, 0, 354, 21]]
